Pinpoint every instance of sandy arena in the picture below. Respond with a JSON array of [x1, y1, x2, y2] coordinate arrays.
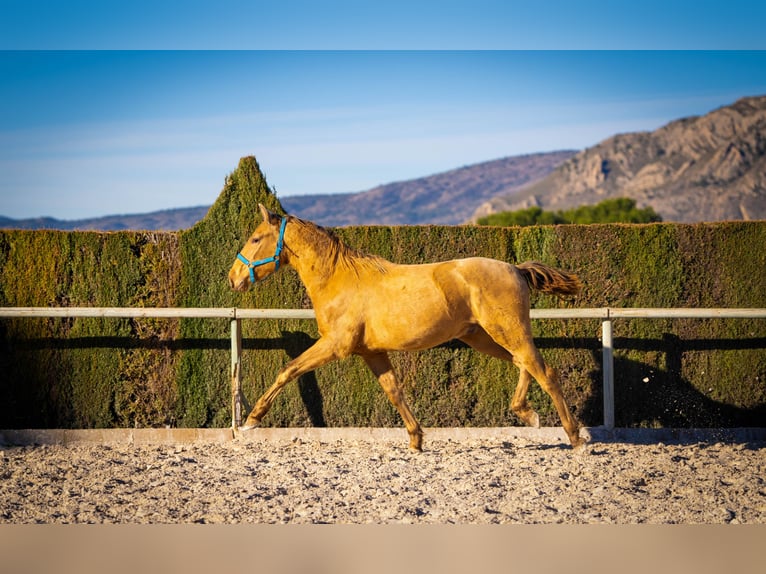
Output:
[[1, 428, 764, 524]]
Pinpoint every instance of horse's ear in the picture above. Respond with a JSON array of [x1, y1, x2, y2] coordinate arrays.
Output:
[[258, 203, 275, 224]]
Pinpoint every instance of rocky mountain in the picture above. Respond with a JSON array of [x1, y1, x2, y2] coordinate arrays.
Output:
[[0, 206, 210, 232], [280, 151, 576, 226], [472, 95, 766, 223]]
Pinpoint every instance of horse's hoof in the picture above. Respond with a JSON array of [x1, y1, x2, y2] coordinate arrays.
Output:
[[570, 433, 589, 452], [408, 429, 424, 452], [239, 423, 257, 431]]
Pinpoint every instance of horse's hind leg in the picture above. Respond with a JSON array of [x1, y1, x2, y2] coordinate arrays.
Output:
[[511, 368, 540, 428], [362, 351, 423, 451], [476, 322, 583, 448], [516, 346, 583, 448], [459, 327, 539, 428]]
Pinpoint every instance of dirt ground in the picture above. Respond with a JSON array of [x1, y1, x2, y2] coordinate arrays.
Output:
[[2, 433, 764, 524]]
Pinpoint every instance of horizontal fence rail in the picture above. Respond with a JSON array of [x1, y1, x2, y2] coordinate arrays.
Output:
[[0, 307, 317, 320], [4, 307, 766, 320], [2, 307, 765, 431]]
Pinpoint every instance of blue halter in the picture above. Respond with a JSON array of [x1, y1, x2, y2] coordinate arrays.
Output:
[[236, 217, 288, 284]]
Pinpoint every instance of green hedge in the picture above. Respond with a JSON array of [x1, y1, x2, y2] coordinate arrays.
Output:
[[0, 230, 180, 427], [1, 157, 764, 429]]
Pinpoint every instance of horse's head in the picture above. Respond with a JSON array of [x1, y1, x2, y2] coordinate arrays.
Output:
[[228, 204, 288, 291]]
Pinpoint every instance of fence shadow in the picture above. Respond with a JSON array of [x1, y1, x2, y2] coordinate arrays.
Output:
[[5, 329, 764, 436], [581, 334, 766, 433]]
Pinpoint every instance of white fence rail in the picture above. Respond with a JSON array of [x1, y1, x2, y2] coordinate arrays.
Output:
[[2, 307, 765, 430]]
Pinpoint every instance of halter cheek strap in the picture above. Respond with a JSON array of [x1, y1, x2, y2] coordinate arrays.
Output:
[[236, 217, 288, 284]]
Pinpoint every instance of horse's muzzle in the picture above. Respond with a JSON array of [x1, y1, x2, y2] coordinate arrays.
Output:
[[228, 275, 250, 292]]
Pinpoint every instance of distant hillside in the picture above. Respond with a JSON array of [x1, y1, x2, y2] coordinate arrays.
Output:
[[280, 151, 576, 226], [0, 152, 574, 230], [472, 95, 766, 223], [0, 206, 210, 231], [9, 94, 765, 231]]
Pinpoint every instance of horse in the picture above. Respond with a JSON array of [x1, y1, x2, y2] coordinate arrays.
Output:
[[229, 204, 586, 451]]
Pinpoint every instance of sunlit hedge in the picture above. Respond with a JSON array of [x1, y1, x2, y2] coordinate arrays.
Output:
[[1, 157, 764, 429]]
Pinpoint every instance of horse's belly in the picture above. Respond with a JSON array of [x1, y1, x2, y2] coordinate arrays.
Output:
[[362, 294, 470, 351], [364, 325, 465, 352]]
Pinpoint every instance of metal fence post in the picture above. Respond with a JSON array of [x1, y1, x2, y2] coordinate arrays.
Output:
[[602, 318, 615, 430], [231, 317, 243, 429]]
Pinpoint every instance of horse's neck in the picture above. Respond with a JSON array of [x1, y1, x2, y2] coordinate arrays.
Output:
[[287, 224, 385, 304], [286, 228, 340, 296]]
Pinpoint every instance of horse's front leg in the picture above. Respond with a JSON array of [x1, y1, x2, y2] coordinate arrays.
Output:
[[240, 337, 338, 430], [362, 351, 423, 452]]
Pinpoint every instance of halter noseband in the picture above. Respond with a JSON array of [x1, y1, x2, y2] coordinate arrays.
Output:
[[236, 217, 288, 284]]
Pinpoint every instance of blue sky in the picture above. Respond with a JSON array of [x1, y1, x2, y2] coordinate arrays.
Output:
[[1, 2, 766, 220]]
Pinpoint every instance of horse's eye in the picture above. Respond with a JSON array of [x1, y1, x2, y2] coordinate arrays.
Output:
[[251, 237, 260, 244]]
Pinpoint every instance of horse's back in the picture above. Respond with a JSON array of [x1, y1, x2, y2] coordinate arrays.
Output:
[[440, 257, 526, 292]]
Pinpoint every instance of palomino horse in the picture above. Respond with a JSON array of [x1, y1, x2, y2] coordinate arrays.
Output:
[[229, 204, 586, 451]]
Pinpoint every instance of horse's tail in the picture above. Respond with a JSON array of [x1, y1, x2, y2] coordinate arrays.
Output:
[[516, 261, 583, 298]]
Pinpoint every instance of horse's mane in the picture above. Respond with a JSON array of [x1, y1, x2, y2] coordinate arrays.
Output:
[[288, 216, 389, 277]]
